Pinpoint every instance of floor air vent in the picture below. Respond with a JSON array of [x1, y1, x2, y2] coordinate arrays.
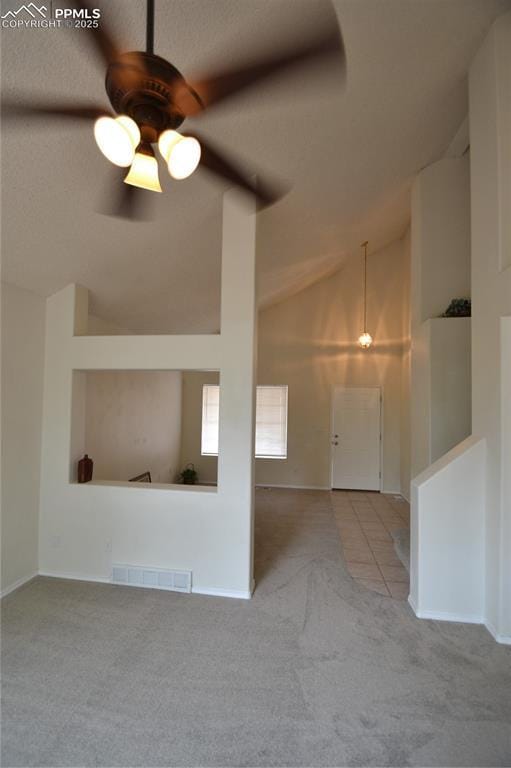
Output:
[[112, 564, 192, 593]]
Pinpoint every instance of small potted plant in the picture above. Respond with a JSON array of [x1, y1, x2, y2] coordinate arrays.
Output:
[[179, 463, 198, 485], [441, 298, 471, 317]]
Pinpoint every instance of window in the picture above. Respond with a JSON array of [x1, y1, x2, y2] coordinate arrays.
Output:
[[201, 384, 220, 456], [201, 385, 288, 459], [255, 386, 288, 459]]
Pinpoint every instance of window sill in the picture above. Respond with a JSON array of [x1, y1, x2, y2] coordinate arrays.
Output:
[[256, 455, 287, 460], [201, 454, 287, 460]]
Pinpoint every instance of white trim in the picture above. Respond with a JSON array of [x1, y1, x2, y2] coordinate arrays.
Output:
[[39, 570, 111, 585], [30, 571, 254, 601], [256, 483, 330, 491], [484, 620, 511, 646], [0, 571, 38, 598], [192, 585, 252, 600], [408, 597, 483, 625], [409, 597, 511, 645]]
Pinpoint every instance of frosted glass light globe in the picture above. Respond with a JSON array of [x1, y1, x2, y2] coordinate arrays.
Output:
[[358, 332, 373, 349], [94, 115, 140, 167], [124, 152, 162, 193], [159, 130, 201, 180], [158, 129, 182, 162], [168, 136, 201, 180]]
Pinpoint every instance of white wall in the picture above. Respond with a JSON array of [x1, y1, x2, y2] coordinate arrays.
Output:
[[411, 156, 471, 328], [410, 436, 485, 623], [84, 371, 182, 484], [411, 317, 472, 477], [469, 11, 511, 642], [38, 190, 257, 598], [1, 282, 45, 595], [400, 229, 412, 500], [180, 371, 219, 485], [409, 12, 511, 644], [257, 235, 410, 493], [410, 154, 472, 478], [501, 318, 511, 637], [87, 315, 131, 335], [429, 318, 472, 462]]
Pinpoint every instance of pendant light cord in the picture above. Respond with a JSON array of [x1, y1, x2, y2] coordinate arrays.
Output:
[[362, 240, 368, 333]]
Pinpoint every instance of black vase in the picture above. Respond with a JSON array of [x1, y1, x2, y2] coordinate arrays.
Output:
[[78, 454, 93, 483]]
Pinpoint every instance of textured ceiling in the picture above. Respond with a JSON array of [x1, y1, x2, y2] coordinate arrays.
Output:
[[1, 0, 509, 333]]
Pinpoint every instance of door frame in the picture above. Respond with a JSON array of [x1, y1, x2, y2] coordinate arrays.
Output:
[[330, 385, 383, 491]]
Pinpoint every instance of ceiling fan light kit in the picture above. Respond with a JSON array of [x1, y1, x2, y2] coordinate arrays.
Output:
[[3, 0, 345, 218]]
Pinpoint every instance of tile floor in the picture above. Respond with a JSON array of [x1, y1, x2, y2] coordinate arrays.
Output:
[[331, 490, 410, 599]]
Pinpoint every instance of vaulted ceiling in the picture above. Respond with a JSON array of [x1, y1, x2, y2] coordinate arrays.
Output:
[[1, 0, 509, 332]]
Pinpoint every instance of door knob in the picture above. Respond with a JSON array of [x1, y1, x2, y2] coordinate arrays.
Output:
[[332, 441, 338, 446]]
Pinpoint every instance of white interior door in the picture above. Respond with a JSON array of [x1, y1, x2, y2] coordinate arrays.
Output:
[[331, 387, 381, 491]]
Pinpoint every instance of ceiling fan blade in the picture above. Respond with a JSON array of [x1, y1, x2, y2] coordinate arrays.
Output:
[[195, 133, 286, 209], [70, 0, 121, 66], [99, 169, 151, 221], [174, 5, 345, 116], [1, 99, 110, 122]]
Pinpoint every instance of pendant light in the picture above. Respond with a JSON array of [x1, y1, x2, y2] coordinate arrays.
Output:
[[358, 240, 373, 349]]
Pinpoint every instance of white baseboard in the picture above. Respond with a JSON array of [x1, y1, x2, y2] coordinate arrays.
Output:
[[41, 570, 253, 601], [409, 597, 511, 645], [484, 620, 511, 645], [192, 585, 252, 600], [0, 571, 38, 599], [408, 594, 418, 614], [256, 483, 330, 491], [39, 570, 111, 585], [408, 597, 483, 625]]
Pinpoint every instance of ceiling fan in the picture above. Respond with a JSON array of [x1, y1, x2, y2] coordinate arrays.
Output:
[[2, 0, 346, 219]]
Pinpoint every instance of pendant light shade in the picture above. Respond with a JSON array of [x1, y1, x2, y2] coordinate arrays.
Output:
[[158, 129, 202, 180], [358, 331, 373, 349], [358, 240, 373, 349], [94, 115, 140, 167], [124, 143, 162, 193]]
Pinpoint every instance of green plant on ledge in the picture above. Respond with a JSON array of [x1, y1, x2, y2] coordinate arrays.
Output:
[[179, 463, 198, 485]]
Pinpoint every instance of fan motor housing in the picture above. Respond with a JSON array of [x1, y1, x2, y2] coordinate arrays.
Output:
[[105, 51, 201, 142]]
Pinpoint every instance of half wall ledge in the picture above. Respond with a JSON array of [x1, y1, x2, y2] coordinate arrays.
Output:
[[71, 480, 217, 493]]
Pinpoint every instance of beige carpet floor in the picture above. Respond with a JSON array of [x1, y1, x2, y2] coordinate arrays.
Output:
[[2, 488, 510, 767]]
